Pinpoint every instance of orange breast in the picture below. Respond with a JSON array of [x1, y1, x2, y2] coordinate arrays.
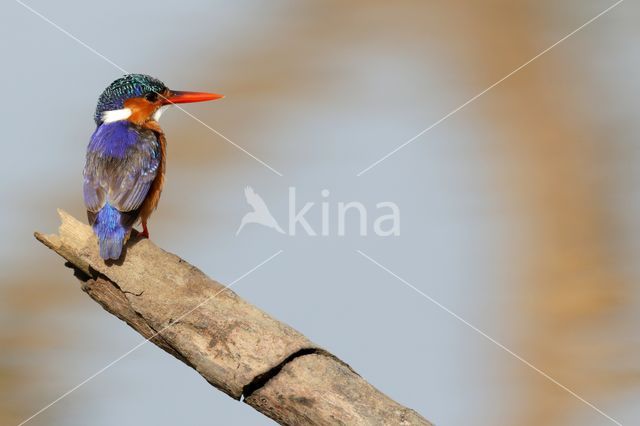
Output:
[[139, 122, 166, 224]]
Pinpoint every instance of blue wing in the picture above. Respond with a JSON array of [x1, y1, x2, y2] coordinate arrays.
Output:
[[83, 121, 160, 216]]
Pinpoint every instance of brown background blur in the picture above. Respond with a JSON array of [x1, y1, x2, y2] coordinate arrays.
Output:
[[1, 1, 638, 425]]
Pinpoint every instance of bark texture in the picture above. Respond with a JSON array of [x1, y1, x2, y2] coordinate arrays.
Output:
[[35, 210, 431, 425]]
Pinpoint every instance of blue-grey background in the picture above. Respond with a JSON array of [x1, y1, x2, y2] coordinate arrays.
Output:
[[1, 0, 639, 425]]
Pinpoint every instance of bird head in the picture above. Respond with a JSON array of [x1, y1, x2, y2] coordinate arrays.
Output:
[[94, 74, 223, 126]]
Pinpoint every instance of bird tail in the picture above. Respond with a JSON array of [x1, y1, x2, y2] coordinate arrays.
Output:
[[93, 204, 128, 260]]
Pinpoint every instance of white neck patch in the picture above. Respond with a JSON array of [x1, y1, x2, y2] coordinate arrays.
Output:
[[153, 105, 169, 121], [101, 108, 132, 123]]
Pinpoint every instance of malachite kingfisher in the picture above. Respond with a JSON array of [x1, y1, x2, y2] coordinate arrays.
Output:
[[83, 74, 223, 260]]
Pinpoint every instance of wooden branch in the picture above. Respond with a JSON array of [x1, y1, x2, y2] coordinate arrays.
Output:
[[35, 210, 431, 426]]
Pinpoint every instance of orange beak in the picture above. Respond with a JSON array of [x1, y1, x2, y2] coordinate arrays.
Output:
[[162, 90, 224, 105]]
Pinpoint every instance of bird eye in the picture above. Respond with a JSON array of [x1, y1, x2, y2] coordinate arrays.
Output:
[[145, 92, 158, 102]]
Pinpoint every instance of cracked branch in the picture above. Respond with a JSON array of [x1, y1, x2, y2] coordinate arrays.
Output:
[[35, 210, 431, 425]]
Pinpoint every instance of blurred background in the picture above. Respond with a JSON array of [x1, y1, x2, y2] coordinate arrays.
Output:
[[1, 0, 639, 424]]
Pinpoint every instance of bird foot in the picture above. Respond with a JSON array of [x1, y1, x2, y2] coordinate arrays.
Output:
[[140, 223, 150, 239]]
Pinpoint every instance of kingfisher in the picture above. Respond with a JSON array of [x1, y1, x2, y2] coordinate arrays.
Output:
[[83, 74, 223, 260]]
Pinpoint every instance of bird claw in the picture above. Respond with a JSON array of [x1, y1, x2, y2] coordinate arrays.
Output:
[[140, 223, 150, 239]]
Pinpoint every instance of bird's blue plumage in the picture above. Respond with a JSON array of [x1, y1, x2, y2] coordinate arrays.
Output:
[[94, 204, 126, 259], [83, 121, 161, 259]]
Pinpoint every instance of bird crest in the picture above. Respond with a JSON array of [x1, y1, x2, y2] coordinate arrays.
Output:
[[236, 186, 284, 236]]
